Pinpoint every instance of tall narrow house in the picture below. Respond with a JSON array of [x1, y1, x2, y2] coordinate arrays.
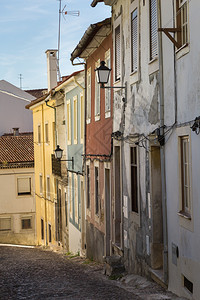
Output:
[[71, 18, 113, 262]]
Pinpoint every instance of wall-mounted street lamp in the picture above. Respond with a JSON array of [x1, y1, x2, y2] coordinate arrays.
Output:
[[95, 61, 127, 101], [54, 145, 74, 169]]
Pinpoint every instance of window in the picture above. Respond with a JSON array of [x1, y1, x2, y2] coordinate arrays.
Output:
[[38, 125, 41, 144], [47, 176, 50, 199], [86, 165, 90, 209], [80, 93, 84, 143], [52, 122, 56, 149], [73, 96, 78, 144], [183, 275, 193, 294], [130, 147, 138, 213], [17, 177, 31, 196], [22, 218, 31, 229], [131, 8, 138, 72], [41, 218, 44, 240], [176, 0, 188, 48], [66, 99, 71, 145], [95, 60, 100, 120], [65, 191, 68, 226], [0, 218, 11, 231], [68, 174, 72, 218], [87, 68, 91, 122], [105, 50, 111, 117], [40, 174, 43, 195], [95, 167, 99, 215], [149, 0, 158, 61], [49, 224, 52, 243], [45, 123, 49, 143], [115, 25, 121, 81], [74, 175, 78, 223], [180, 136, 191, 216]]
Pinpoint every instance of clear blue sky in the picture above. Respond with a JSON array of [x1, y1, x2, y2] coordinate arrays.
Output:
[[0, 0, 111, 90]]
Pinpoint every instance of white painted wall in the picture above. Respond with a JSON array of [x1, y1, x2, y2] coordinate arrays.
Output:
[[0, 80, 34, 136], [162, 0, 200, 298]]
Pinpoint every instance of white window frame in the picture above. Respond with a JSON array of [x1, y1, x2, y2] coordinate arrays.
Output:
[[105, 49, 111, 118], [176, 0, 189, 50], [73, 95, 78, 144], [149, 0, 158, 62], [113, 16, 121, 83], [130, 1, 139, 74], [80, 92, 84, 144], [86, 68, 91, 124], [95, 60, 101, 121], [74, 174, 78, 223], [66, 99, 71, 145], [68, 173, 73, 219]]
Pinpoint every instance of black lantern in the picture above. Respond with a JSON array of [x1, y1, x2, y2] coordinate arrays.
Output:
[[54, 145, 63, 159], [95, 61, 111, 88]]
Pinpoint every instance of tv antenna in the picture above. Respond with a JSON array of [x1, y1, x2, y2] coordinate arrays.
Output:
[[57, 0, 80, 81], [19, 74, 23, 89]]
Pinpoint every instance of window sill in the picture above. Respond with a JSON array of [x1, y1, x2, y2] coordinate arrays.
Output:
[[148, 57, 159, 75], [105, 111, 111, 119], [177, 211, 191, 220], [86, 118, 91, 125], [176, 43, 189, 59], [95, 115, 100, 122]]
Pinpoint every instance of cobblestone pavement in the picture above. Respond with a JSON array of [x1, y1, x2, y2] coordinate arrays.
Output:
[[0, 245, 185, 300]]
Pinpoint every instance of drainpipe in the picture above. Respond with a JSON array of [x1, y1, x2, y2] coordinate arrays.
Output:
[[157, 0, 168, 285], [42, 104, 48, 246]]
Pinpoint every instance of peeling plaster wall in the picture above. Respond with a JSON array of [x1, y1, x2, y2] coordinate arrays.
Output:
[[111, 0, 160, 276]]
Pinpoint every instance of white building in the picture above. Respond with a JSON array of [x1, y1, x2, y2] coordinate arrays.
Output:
[[92, 0, 200, 299], [0, 80, 34, 136]]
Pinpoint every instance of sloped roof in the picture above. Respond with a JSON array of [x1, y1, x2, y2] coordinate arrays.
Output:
[[71, 18, 111, 62], [26, 70, 84, 109], [25, 88, 48, 99], [0, 134, 34, 163]]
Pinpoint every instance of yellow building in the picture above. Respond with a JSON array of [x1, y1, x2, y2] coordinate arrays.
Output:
[[26, 95, 57, 246]]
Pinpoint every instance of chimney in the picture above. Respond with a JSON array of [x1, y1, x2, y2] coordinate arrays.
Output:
[[13, 128, 19, 136], [45, 50, 58, 92]]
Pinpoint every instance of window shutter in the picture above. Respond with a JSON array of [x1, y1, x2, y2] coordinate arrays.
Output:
[[150, 0, 158, 60], [17, 178, 31, 195], [115, 25, 121, 81], [131, 8, 138, 72]]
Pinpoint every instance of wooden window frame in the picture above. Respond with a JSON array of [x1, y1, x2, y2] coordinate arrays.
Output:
[[176, 0, 189, 49], [95, 166, 99, 216], [21, 218, 32, 230], [86, 164, 90, 209], [130, 146, 139, 213], [80, 92, 84, 143], [180, 135, 191, 217], [45, 122, 49, 144], [95, 60, 101, 121]]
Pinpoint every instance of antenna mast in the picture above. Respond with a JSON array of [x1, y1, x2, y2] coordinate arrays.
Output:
[[57, 0, 80, 82]]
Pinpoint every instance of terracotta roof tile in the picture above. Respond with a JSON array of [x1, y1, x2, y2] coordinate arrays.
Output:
[[0, 134, 34, 163]]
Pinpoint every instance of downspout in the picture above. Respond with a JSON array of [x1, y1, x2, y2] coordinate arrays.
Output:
[[157, 0, 168, 285], [42, 104, 48, 246], [172, 0, 178, 124]]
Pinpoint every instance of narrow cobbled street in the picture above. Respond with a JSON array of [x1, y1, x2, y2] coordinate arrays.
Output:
[[0, 246, 185, 300]]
